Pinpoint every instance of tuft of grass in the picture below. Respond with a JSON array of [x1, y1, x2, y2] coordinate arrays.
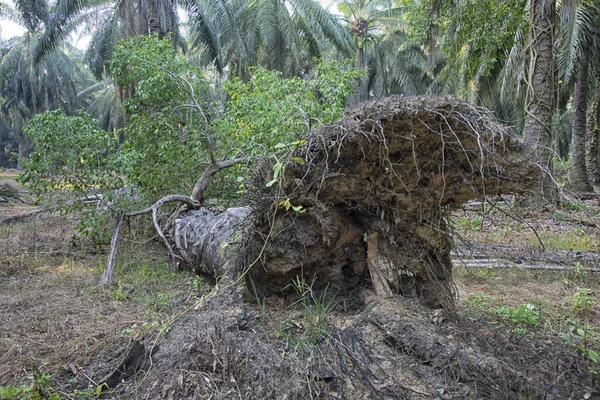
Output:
[[277, 276, 336, 351]]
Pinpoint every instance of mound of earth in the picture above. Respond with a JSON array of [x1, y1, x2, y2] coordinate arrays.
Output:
[[110, 290, 597, 399]]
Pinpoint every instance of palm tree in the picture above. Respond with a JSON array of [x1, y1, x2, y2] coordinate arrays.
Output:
[[587, 82, 600, 187], [36, 0, 182, 80], [556, 0, 599, 192], [0, 119, 9, 167], [0, 1, 89, 168], [336, 0, 433, 100], [188, 0, 354, 78], [523, 0, 556, 201]]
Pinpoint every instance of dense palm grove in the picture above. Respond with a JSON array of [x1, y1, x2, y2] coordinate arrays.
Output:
[[0, 0, 599, 194]]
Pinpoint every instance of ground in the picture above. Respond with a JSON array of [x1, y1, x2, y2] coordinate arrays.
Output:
[[1, 171, 599, 399]]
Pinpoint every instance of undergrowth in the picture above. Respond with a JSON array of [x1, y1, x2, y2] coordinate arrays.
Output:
[[459, 277, 600, 368], [0, 212, 203, 399]]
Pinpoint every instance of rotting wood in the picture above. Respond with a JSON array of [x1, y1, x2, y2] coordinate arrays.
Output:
[[0, 208, 43, 224], [366, 233, 393, 297], [454, 258, 600, 273]]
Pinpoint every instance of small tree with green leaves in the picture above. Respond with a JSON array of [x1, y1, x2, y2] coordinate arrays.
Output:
[[21, 35, 363, 285], [21, 110, 126, 243]]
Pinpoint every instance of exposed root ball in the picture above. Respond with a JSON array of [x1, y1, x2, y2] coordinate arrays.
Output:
[[247, 96, 537, 306], [175, 96, 538, 306]]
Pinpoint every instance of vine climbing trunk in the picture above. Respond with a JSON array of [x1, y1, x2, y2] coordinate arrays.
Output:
[[523, 0, 556, 202]]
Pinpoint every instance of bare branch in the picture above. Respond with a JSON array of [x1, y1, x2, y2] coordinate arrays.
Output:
[[100, 195, 200, 285], [191, 158, 248, 202], [99, 211, 124, 286]]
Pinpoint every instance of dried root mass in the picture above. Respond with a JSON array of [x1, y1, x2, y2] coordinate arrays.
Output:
[[175, 95, 538, 306]]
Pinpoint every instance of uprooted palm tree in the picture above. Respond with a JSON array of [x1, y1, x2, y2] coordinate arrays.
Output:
[[95, 95, 539, 310]]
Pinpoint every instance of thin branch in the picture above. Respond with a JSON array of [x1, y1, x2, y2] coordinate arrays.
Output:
[[99, 211, 123, 286], [191, 158, 248, 202], [100, 195, 199, 285]]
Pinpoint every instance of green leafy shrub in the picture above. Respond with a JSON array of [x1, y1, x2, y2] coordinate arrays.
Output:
[[568, 288, 596, 314]]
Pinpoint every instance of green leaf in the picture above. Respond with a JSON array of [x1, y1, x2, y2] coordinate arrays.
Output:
[[266, 178, 278, 188], [272, 162, 282, 180], [588, 349, 599, 363]]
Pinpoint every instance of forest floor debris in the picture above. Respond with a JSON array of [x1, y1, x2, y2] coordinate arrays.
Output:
[[1, 175, 599, 399]]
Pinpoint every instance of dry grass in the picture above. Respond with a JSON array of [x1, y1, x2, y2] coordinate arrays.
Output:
[[0, 209, 200, 397]]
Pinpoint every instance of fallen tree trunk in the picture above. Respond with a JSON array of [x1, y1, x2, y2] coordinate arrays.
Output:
[[173, 96, 537, 307]]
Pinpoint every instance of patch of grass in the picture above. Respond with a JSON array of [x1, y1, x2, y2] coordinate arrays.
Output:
[[277, 277, 336, 351], [100, 251, 206, 339], [452, 208, 600, 252], [461, 292, 542, 331], [459, 270, 600, 367], [0, 367, 60, 400], [540, 229, 598, 252], [0, 212, 204, 395], [450, 214, 483, 232]]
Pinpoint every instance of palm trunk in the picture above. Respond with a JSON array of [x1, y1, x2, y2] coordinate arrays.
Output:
[[587, 85, 600, 187], [0, 133, 6, 167], [523, 0, 556, 202], [147, 0, 163, 38], [17, 131, 31, 171], [124, 0, 137, 37], [567, 49, 593, 191]]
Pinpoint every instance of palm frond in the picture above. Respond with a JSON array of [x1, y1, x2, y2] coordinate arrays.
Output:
[[14, 0, 49, 32], [34, 0, 90, 64]]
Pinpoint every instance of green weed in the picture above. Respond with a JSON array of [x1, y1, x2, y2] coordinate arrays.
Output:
[[568, 288, 596, 315], [461, 292, 542, 331], [0, 368, 60, 400], [278, 277, 336, 350]]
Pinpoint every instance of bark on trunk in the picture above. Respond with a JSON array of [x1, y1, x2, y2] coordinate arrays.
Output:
[[586, 86, 600, 187], [124, 0, 138, 37], [16, 131, 31, 171], [567, 49, 593, 192], [173, 96, 538, 307], [523, 0, 556, 201], [147, 0, 164, 38]]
